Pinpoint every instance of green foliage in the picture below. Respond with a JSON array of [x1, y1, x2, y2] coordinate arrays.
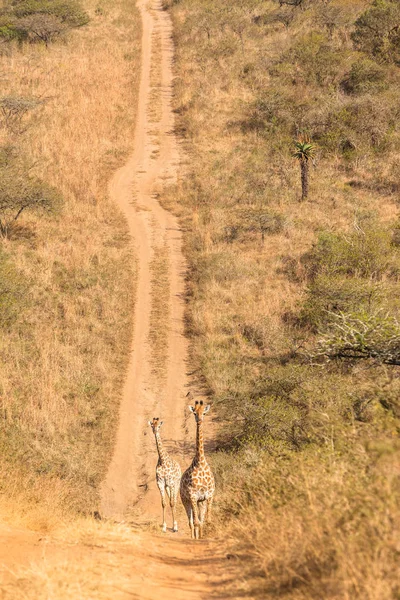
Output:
[[352, 0, 400, 64], [11, 0, 89, 27], [312, 310, 400, 365], [0, 146, 61, 236], [300, 277, 384, 331], [299, 225, 400, 332], [0, 15, 19, 39], [292, 139, 315, 161], [273, 32, 343, 87], [0, 0, 89, 44], [302, 226, 399, 281], [341, 58, 387, 95]]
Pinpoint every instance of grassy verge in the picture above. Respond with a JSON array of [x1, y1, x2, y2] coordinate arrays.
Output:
[[149, 242, 170, 386], [166, 0, 400, 598], [0, 0, 140, 522]]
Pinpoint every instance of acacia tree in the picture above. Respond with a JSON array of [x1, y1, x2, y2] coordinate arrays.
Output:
[[292, 139, 315, 201], [0, 150, 60, 237], [16, 13, 65, 46]]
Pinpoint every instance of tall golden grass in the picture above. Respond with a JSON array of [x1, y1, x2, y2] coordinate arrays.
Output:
[[0, 0, 140, 520], [166, 0, 400, 597]]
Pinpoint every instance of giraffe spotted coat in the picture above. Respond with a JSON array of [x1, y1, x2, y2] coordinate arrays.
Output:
[[148, 417, 181, 533], [180, 400, 215, 539]]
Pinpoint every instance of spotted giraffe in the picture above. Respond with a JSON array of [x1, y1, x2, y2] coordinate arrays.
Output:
[[180, 399, 215, 539], [148, 417, 181, 532]]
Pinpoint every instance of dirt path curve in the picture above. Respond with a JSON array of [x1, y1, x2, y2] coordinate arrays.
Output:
[[101, 0, 190, 522]]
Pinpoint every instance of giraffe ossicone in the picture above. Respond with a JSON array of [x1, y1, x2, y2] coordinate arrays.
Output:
[[148, 417, 181, 533], [180, 398, 215, 540]]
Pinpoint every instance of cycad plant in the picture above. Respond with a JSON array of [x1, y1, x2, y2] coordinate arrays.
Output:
[[293, 139, 315, 200]]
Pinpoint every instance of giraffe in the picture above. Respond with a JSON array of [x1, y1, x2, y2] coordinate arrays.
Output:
[[148, 417, 181, 532], [180, 399, 215, 540]]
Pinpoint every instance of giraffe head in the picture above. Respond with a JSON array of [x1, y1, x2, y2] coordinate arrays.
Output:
[[148, 417, 163, 433], [188, 399, 210, 423]]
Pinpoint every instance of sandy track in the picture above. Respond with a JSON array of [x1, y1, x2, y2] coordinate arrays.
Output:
[[100, 0, 190, 522]]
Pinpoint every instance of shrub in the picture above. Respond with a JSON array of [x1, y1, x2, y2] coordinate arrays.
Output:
[[0, 96, 41, 133], [311, 310, 400, 365], [302, 226, 399, 281], [0, 147, 60, 237], [0, 15, 20, 40], [272, 32, 343, 87], [0, 0, 88, 44], [11, 0, 89, 28], [15, 13, 65, 45], [300, 277, 384, 331], [341, 58, 387, 95], [352, 0, 400, 65], [238, 207, 286, 242]]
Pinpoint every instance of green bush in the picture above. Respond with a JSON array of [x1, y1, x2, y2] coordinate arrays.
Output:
[[0, 15, 20, 40], [341, 58, 387, 95], [352, 0, 400, 65], [300, 277, 384, 331], [311, 310, 400, 365], [272, 32, 343, 87], [0, 146, 61, 237], [302, 226, 399, 281], [11, 0, 89, 27], [0, 0, 89, 43]]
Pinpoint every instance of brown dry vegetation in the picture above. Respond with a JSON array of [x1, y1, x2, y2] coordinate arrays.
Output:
[[165, 0, 400, 597], [0, 0, 140, 521]]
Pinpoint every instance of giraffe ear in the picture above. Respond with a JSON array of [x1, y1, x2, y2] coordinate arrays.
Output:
[[188, 405, 195, 413], [148, 421, 152, 426], [204, 405, 211, 414], [159, 420, 164, 427]]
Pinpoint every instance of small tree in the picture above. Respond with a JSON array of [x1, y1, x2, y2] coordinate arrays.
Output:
[[292, 139, 315, 201], [16, 13, 65, 46], [0, 148, 60, 237], [0, 96, 41, 133]]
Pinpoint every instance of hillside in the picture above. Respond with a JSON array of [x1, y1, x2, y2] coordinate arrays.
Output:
[[164, 0, 400, 597], [0, 0, 140, 522]]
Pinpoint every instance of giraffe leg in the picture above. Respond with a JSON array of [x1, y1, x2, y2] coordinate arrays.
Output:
[[182, 497, 194, 538], [189, 494, 201, 540], [198, 500, 207, 539], [170, 486, 178, 532], [206, 495, 214, 524], [158, 482, 167, 532]]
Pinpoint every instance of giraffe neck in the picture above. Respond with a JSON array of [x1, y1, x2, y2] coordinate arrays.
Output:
[[155, 431, 169, 465], [195, 419, 206, 465]]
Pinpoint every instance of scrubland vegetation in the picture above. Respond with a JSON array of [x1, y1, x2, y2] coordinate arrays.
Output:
[[165, 0, 400, 597], [0, 0, 140, 521]]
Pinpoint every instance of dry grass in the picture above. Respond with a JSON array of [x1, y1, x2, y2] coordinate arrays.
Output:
[[149, 241, 170, 385], [148, 5, 162, 126], [166, 0, 400, 597], [0, 0, 141, 520]]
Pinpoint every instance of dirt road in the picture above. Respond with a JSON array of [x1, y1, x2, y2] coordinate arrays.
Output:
[[100, 0, 190, 524], [0, 2, 241, 598]]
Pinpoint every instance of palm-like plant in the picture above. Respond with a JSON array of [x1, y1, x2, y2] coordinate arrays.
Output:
[[293, 139, 315, 200]]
